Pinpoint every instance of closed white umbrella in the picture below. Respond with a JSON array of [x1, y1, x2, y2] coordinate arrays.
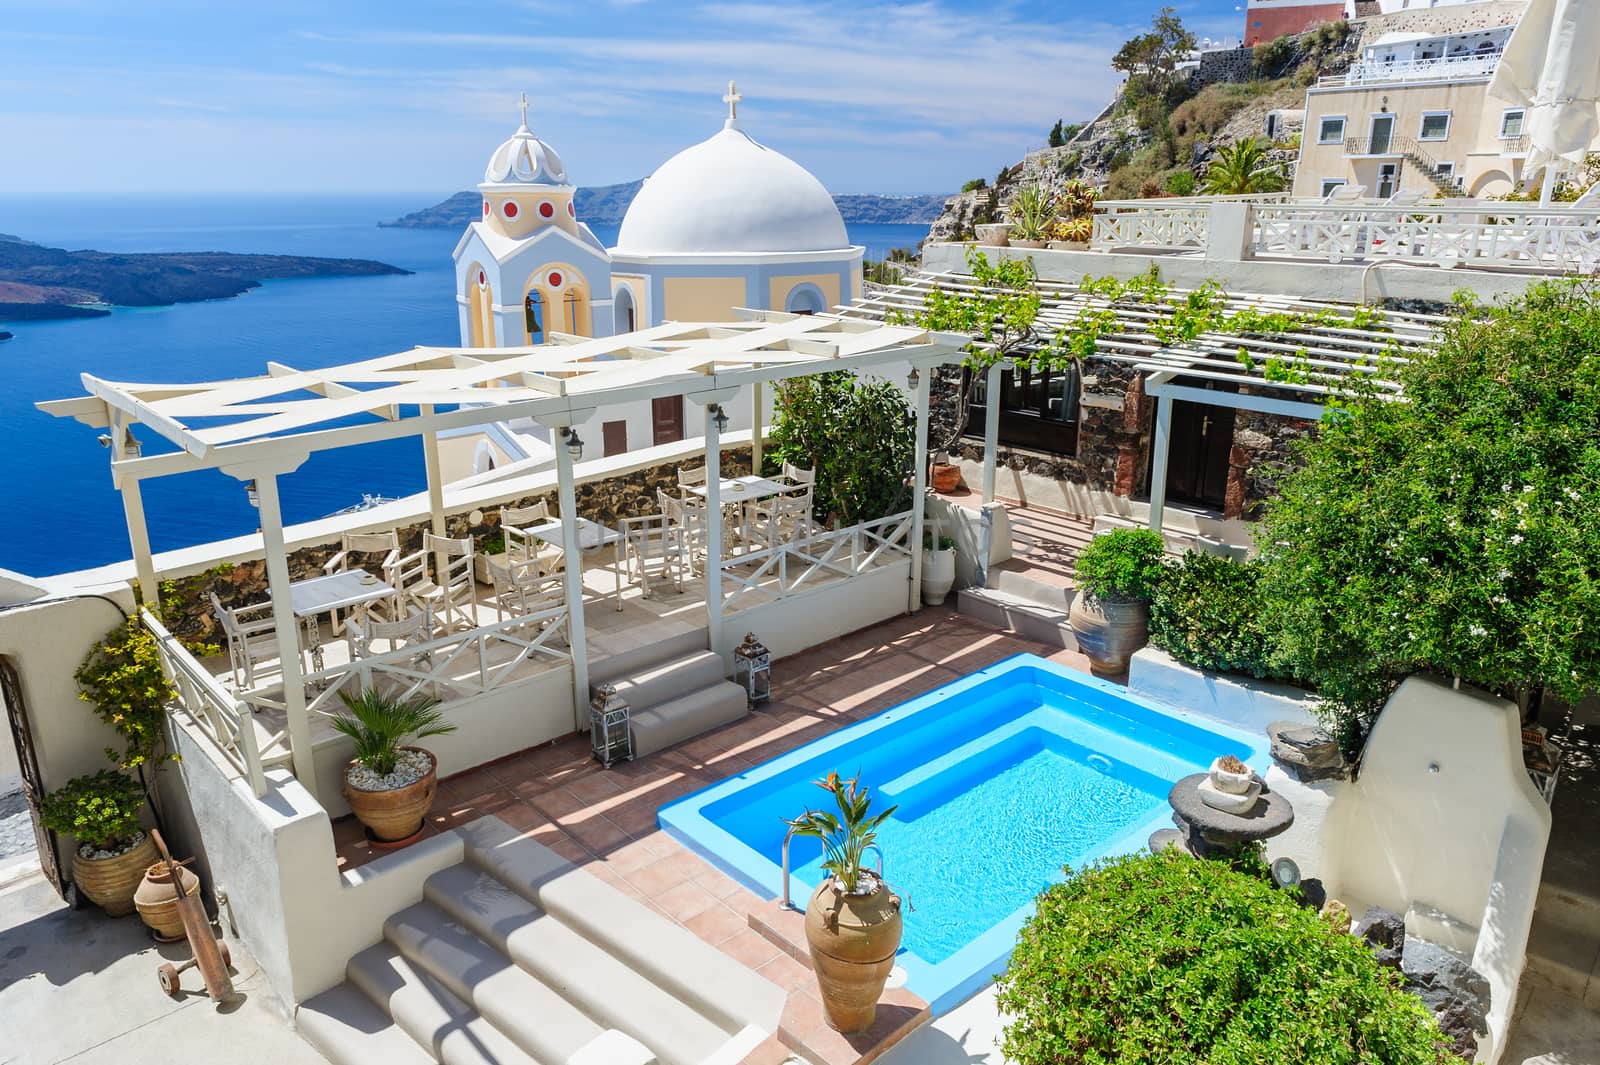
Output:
[[1488, 0, 1600, 203]]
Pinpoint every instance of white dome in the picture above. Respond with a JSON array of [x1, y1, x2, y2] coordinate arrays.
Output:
[[483, 122, 568, 187], [614, 123, 849, 255]]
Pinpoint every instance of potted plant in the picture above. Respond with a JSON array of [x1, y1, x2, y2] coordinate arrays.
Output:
[[331, 687, 456, 846], [787, 773, 902, 1034], [1047, 179, 1098, 250], [973, 222, 1011, 247], [474, 532, 510, 585], [922, 532, 958, 606], [930, 451, 963, 494], [1047, 214, 1095, 250], [1068, 527, 1166, 675], [1007, 183, 1053, 249], [40, 770, 156, 916]]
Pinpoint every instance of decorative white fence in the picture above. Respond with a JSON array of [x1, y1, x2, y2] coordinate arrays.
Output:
[[720, 510, 915, 612], [242, 606, 571, 722], [1093, 206, 1210, 251], [145, 608, 289, 797], [1253, 204, 1600, 272], [1319, 54, 1500, 88]]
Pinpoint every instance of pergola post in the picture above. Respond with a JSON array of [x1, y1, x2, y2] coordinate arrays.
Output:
[[981, 361, 1002, 505], [114, 443, 159, 610], [553, 424, 590, 729], [1149, 392, 1174, 535], [751, 382, 764, 475], [235, 461, 317, 798], [909, 367, 931, 613], [703, 403, 725, 656], [421, 403, 448, 574]]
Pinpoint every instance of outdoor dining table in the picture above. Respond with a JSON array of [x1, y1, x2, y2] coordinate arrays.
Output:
[[687, 475, 792, 548], [284, 569, 397, 671], [519, 516, 626, 611]]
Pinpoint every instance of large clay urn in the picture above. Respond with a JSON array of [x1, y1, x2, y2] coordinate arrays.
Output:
[[134, 860, 202, 941], [1068, 593, 1150, 676], [343, 746, 438, 844], [803, 876, 903, 1033], [72, 834, 159, 916]]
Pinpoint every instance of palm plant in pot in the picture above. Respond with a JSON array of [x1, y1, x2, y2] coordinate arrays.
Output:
[[1006, 183, 1053, 249], [1068, 527, 1167, 675], [331, 687, 456, 846], [787, 772, 902, 1034], [40, 770, 155, 916]]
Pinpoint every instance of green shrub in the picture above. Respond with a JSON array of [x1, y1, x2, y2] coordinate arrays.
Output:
[[997, 851, 1453, 1065], [1150, 552, 1293, 682], [1164, 169, 1197, 196], [39, 771, 145, 851], [1074, 527, 1165, 602], [75, 618, 177, 771], [770, 371, 916, 525], [960, 177, 987, 193]]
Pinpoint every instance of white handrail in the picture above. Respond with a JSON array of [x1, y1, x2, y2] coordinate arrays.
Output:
[[720, 510, 914, 611], [143, 608, 286, 797]]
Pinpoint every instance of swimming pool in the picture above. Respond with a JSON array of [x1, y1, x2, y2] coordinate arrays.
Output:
[[658, 654, 1272, 1012]]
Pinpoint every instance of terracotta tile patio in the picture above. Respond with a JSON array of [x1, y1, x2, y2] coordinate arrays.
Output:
[[331, 605, 1095, 1063]]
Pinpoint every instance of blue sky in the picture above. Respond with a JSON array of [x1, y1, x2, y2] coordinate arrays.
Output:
[[2, 0, 1245, 198]]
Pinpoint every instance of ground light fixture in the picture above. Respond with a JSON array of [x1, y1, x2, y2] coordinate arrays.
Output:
[[561, 427, 584, 461], [1270, 856, 1301, 891]]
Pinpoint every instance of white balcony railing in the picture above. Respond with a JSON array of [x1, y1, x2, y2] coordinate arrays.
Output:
[[145, 608, 290, 797], [1093, 205, 1211, 251], [1319, 54, 1500, 88], [720, 510, 915, 612], [1252, 203, 1600, 272]]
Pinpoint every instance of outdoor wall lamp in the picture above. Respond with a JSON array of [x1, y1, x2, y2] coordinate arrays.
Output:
[[906, 367, 921, 391], [97, 429, 143, 458], [245, 479, 260, 509], [711, 405, 730, 434], [561, 426, 584, 461]]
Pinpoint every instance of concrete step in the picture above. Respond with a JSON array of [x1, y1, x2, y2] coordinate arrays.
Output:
[[631, 683, 750, 757], [426, 850, 733, 1065], [589, 627, 707, 689], [387, 891, 608, 1065], [957, 586, 1078, 651], [460, 818, 784, 1043], [598, 650, 728, 708], [346, 942, 546, 1065], [988, 568, 1075, 609], [297, 984, 440, 1065]]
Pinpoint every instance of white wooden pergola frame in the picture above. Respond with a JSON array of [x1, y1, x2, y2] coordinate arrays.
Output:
[[840, 270, 1444, 529], [41, 313, 964, 798]]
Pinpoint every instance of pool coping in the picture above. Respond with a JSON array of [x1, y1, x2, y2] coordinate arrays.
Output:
[[658, 652, 1274, 1015]]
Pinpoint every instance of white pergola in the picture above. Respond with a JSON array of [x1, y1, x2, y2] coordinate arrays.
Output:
[[842, 270, 1444, 529], [41, 313, 965, 797]]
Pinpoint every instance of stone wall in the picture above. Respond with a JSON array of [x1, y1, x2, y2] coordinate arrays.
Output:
[[1355, 0, 1525, 38], [1227, 400, 1317, 520], [1195, 47, 1260, 88], [161, 446, 755, 647]]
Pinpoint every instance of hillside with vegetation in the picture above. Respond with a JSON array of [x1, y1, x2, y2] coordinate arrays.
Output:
[[928, 10, 1360, 242]]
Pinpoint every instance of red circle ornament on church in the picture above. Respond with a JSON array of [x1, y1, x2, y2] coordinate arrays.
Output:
[[539, 201, 555, 219], [502, 200, 519, 219], [547, 271, 563, 288], [477, 270, 486, 288], [567, 201, 575, 218], [482, 200, 490, 217]]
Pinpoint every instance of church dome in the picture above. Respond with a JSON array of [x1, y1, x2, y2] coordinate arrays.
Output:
[[614, 105, 848, 256], [483, 97, 569, 187]]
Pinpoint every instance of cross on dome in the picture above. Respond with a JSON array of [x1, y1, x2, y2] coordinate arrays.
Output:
[[722, 81, 743, 128], [518, 91, 530, 131]]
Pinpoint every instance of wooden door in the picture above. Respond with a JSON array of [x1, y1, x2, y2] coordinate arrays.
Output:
[[602, 420, 628, 457], [1162, 386, 1236, 510], [652, 395, 684, 446]]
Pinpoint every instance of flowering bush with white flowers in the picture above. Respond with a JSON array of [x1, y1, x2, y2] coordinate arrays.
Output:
[[1257, 280, 1600, 749]]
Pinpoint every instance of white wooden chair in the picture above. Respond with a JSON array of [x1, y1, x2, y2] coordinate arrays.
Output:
[[489, 559, 568, 640], [395, 533, 478, 634], [623, 503, 690, 598], [752, 463, 817, 547], [676, 465, 708, 493], [500, 501, 564, 577], [209, 591, 296, 689], [322, 530, 401, 624], [344, 609, 433, 666]]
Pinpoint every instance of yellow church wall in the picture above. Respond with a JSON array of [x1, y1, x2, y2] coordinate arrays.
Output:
[[662, 276, 748, 322], [769, 273, 841, 314]]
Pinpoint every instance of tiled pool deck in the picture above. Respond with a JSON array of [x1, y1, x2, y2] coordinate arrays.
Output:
[[332, 605, 1092, 1064]]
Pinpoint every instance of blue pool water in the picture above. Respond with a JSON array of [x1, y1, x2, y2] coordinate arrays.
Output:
[[658, 654, 1271, 1012]]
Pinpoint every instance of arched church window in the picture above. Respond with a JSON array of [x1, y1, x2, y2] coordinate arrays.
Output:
[[615, 287, 636, 333], [525, 290, 544, 344], [564, 289, 586, 336]]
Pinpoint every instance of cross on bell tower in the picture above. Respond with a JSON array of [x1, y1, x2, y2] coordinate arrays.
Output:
[[722, 81, 742, 128]]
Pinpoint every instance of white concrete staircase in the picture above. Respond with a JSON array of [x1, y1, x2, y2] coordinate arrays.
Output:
[[591, 643, 749, 758], [297, 818, 784, 1065], [956, 567, 1080, 650]]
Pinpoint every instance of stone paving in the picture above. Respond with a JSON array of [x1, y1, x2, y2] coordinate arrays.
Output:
[[0, 790, 35, 863]]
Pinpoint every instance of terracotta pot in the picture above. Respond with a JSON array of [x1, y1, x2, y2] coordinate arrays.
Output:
[[343, 746, 438, 843], [922, 548, 956, 606], [72, 834, 158, 917], [930, 464, 962, 494], [1009, 238, 1047, 249], [803, 876, 903, 1033], [134, 860, 202, 941], [1068, 593, 1149, 675]]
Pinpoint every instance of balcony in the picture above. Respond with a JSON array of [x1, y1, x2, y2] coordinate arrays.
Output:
[[1318, 53, 1500, 89]]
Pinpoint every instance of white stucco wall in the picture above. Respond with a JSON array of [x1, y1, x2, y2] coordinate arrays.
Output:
[[1127, 647, 1319, 735]]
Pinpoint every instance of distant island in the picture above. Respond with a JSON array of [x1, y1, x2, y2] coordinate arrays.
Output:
[[0, 233, 409, 323], [384, 182, 951, 229]]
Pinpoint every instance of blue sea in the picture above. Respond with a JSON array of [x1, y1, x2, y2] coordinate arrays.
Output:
[[0, 195, 929, 577]]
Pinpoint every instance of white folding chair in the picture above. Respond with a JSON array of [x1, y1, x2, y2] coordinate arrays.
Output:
[[500, 501, 564, 577], [395, 533, 478, 633], [344, 609, 433, 665], [209, 591, 297, 689], [322, 530, 401, 624], [622, 506, 689, 598]]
